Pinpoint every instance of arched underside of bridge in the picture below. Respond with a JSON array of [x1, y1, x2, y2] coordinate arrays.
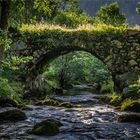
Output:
[[9, 24, 140, 92]]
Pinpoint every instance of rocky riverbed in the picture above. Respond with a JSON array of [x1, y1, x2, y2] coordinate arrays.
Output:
[[0, 85, 140, 140]]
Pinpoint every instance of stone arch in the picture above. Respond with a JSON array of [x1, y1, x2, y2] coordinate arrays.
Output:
[[26, 45, 106, 92], [8, 26, 140, 93]]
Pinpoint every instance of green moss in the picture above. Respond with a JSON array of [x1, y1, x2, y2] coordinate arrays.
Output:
[[74, 104, 81, 107], [0, 109, 27, 122], [42, 95, 80, 108], [32, 119, 62, 136], [59, 102, 74, 108], [121, 98, 134, 111], [121, 99, 140, 113], [42, 95, 60, 106], [118, 114, 140, 123]]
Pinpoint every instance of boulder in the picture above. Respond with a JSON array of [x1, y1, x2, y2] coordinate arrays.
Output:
[[59, 102, 74, 108], [122, 101, 140, 113], [0, 98, 18, 107], [118, 114, 140, 123], [0, 109, 27, 122], [32, 119, 62, 136]]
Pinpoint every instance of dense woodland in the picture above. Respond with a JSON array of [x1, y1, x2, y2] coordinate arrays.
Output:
[[0, 0, 140, 139]]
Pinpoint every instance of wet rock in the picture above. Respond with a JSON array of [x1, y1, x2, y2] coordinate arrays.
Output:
[[0, 98, 18, 107], [0, 109, 27, 122], [21, 105, 34, 111], [43, 96, 60, 106], [32, 119, 62, 136], [118, 114, 140, 123], [122, 101, 140, 113], [59, 102, 74, 108]]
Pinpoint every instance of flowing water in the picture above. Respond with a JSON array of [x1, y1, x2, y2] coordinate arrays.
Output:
[[0, 85, 140, 140]]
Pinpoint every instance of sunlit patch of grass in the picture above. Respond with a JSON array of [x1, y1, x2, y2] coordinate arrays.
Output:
[[20, 22, 138, 33]]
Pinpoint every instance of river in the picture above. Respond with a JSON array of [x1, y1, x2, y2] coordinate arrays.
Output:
[[0, 85, 140, 139]]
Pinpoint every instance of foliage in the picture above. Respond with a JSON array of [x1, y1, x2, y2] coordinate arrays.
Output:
[[100, 81, 114, 94], [53, 11, 94, 28], [136, 1, 140, 12], [34, 0, 82, 20], [95, 2, 127, 26], [1, 56, 32, 81], [0, 77, 23, 104], [120, 98, 140, 113], [122, 75, 140, 99], [121, 98, 134, 111], [43, 51, 112, 90], [109, 92, 122, 106]]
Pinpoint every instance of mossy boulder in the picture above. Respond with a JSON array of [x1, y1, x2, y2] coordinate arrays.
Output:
[[0, 109, 27, 122], [42, 96, 60, 106], [59, 102, 74, 108], [0, 97, 18, 107], [118, 114, 140, 123], [122, 100, 140, 113], [32, 119, 62, 136], [42, 96, 80, 108]]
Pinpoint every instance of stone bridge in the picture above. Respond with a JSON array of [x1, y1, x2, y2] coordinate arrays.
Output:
[[8, 24, 140, 92]]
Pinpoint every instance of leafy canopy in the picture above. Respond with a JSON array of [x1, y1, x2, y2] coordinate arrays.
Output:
[[95, 2, 127, 26], [33, 0, 81, 19]]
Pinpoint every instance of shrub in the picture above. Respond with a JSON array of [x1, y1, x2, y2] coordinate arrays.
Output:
[[53, 12, 94, 28], [109, 92, 122, 106], [0, 77, 23, 105], [100, 81, 114, 94], [95, 2, 127, 26], [121, 99, 140, 112], [122, 77, 140, 99], [121, 98, 134, 111]]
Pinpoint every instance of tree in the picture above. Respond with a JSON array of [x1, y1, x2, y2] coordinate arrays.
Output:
[[95, 2, 127, 26], [136, 1, 140, 12], [33, 0, 81, 20], [0, 0, 11, 60]]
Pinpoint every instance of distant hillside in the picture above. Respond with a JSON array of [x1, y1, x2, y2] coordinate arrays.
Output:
[[79, 0, 140, 25]]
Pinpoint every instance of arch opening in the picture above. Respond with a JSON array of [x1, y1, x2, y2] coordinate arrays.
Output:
[[27, 50, 114, 96]]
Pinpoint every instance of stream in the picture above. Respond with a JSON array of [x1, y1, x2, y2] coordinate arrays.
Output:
[[0, 85, 140, 140]]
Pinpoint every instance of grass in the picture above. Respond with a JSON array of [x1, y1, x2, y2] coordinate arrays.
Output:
[[20, 23, 133, 33]]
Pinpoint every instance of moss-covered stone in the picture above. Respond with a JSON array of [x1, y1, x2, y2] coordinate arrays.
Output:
[[118, 114, 140, 123], [0, 109, 27, 122], [0, 98, 18, 107], [42, 96, 60, 106], [122, 100, 140, 113], [32, 119, 62, 136], [42, 96, 80, 108], [59, 102, 74, 108]]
